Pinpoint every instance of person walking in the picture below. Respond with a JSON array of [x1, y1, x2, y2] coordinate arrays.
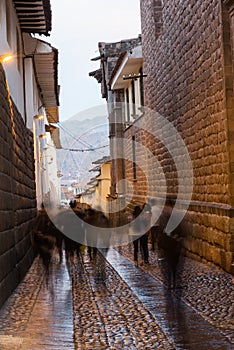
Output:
[[129, 206, 143, 267], [140, 204, 152, 264], [149, 198, 161, 251], [84, 208, 98, 261]]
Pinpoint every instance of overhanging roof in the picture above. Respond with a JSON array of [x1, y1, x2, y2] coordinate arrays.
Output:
[[13, 0, 52, 36], [45, 106, 59, 124], [23, 34, 60, 122], [110, 45, 143, 90], [92, 156, 110, 165], [45, 124, 61, 149], [34, 47, 60, 122], [49, 127, 61, 149], [33, 46, 59, 105], [89, 69, 102, 83], [89, 165, 101, 172]]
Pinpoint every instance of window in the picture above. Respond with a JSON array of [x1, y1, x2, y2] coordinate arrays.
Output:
[[131, 79, 136, 116], [126, 88, 130, 122], [132, 136, 137, 180]]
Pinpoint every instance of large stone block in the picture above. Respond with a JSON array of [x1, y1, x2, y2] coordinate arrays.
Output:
[[0, 267, 19, 308], [0, 65, 36, 308], [0, 247, 17, 283], [0, 230, 15, 255]]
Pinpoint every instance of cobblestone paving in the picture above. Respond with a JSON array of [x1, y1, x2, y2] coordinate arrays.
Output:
[[71, 251, 175, 349], [116, 244, 234, 345], [0, 255, 74, 350], [0, 257, 44, 337], [0, 247, 233, 349]]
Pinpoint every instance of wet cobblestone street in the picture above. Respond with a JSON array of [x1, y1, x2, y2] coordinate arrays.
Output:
[[72, 251, 174, 349], [115, 244, 234, 345], [0, 255, 74, 350], [0, 247, 233, 349]]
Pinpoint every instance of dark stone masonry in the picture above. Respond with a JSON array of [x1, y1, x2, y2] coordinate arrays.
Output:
[[0, 64, 36, 308]]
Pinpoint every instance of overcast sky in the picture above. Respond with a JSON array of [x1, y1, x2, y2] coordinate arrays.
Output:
[[49, 0, 141, 121]]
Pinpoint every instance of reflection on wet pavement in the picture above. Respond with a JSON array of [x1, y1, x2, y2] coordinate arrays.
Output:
[[103, 248, 232, 349], [0, 248, 232, 349], [0, 256, 74, 350], [72, 249, 174, 349]]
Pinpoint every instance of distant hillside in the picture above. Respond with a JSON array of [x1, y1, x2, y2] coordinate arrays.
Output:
[[62, 114, 107, 139], [69, 105, 108, 122], [56, 114, 110, 187]]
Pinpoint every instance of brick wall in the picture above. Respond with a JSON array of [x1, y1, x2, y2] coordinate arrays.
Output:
[[0, 64, 37, 307], [126, 0, 234, 272]]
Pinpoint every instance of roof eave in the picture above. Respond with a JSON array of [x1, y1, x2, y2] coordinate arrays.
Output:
[[110, 46, 143, 90], [13, 0, 52, 36]]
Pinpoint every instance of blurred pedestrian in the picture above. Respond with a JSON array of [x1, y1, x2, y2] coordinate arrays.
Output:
[[140, 204, 152, 265], [129, 206, 144, 267], [84, 208, 98, 260], [69, 199, 76, 208], [149, 198, 161, 251], [157, 230, 182, 289], [32, 205, 56, 284]]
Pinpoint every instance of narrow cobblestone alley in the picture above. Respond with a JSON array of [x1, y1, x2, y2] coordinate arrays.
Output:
[[0, 247, 233, 349], [1, 1, 234, 349]]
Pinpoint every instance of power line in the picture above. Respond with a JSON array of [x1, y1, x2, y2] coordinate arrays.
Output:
[[45, 109, 108, 150], [62, 144, 109, 152], [57, 122, 93, 148]]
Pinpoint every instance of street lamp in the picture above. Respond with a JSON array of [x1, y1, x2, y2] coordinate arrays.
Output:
[[0, 54, 14, 64], [34, 114, 44, 121], [39, 133, 47, 139]]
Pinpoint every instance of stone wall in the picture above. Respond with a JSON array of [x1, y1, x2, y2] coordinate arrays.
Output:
[[126, 0, 234, 272], [0, 64, 37, 307]]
